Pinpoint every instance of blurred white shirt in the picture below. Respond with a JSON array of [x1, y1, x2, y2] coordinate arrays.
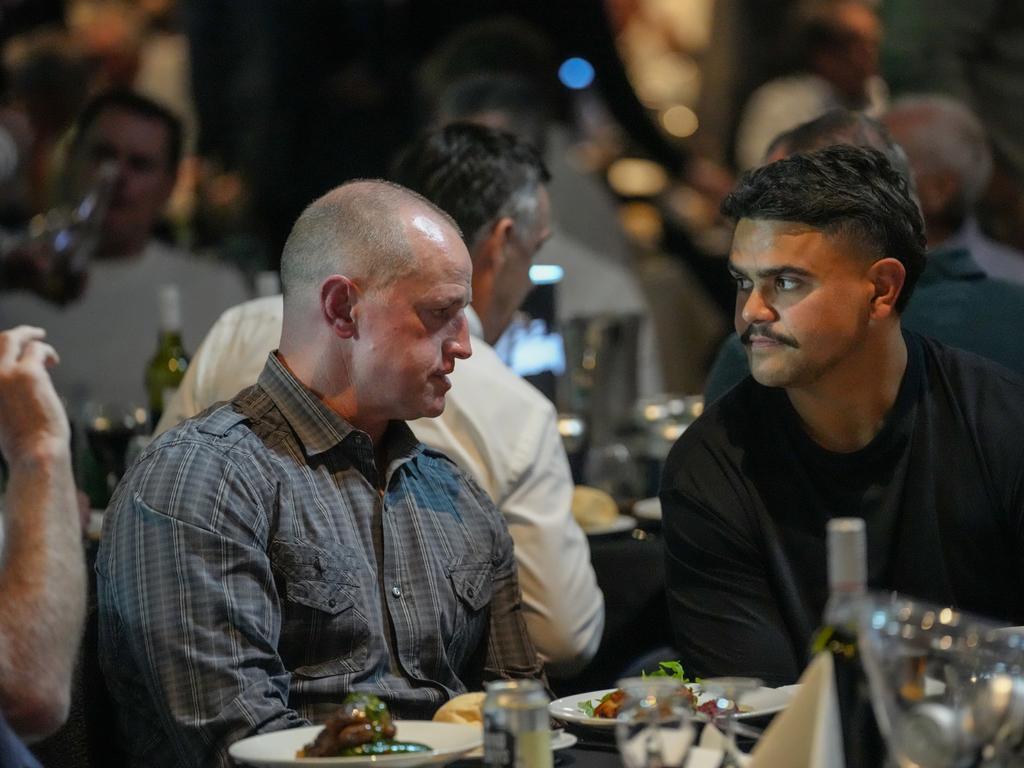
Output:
[[0, 240, 250, 411], [156, 296, 604, 674]]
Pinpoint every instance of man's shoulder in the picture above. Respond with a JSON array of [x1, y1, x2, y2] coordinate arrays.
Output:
[[664, 378, 763, 482], [214, 294, 284, 328], [148, 388, 279, 463], [917, 333, 1024, 404]]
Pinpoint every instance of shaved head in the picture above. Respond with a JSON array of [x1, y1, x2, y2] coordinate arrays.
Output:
[[280, 179, 461, 304]]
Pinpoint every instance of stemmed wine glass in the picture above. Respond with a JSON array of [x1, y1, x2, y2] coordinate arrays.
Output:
[[615, 676, 697, 768], [858, 592, 1024, 768], [700, 677, 764, 767]]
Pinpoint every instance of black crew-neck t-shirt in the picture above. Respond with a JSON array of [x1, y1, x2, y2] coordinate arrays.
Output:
[[661, 331, 1024, 685]]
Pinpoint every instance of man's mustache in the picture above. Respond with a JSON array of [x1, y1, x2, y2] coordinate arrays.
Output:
[[740, 325, 800, 348]]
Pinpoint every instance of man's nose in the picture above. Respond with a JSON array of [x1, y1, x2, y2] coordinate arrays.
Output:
[[739, 288, 777, 325], [448, 313, 472, 360]]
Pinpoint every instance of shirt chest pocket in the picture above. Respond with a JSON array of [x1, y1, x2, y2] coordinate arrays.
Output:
[[271, 539, 369, 678], [447, 558, 494, 654]]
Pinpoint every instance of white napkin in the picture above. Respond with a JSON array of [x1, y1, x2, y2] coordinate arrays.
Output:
[[748, 653, 844, 768]]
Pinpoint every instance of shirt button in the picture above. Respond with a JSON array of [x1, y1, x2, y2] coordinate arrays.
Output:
[[328, 598, 337, 608], [391, 585, 402, 598]]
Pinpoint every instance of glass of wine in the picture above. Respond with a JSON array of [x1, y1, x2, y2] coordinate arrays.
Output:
[[79, 401, 149, 507], [699, 677, 763, 767], [615, 676, 697, 768]]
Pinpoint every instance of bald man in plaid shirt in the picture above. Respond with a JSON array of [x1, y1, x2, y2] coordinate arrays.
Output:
[[96, 180, 544, 768]]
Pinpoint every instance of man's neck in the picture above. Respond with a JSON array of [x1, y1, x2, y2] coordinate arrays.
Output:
[[786, 326, 908, 453], [275, 349, 389, 445]]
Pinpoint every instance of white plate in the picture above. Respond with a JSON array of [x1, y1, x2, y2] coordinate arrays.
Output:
[[228, 721, 481, 767], [633, 497, 662, 522], [549, 684, 800, 728], [552, 729, 578, 751], [583, 515, 637, 537]]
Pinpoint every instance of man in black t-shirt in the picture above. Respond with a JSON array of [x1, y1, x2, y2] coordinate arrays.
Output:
[[662, 145, 1024, 685]]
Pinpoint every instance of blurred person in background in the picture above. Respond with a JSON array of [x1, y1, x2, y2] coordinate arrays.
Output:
[[883, 95, 1024, 286], [734, 0, 887, 170], [705, 109, 1024, 402], [0, 89, 248, 409], [0, 326, 85, 766], [882, 0, 1024, 252], [428, 69, 667, 398], [155, 123, 605, 676]]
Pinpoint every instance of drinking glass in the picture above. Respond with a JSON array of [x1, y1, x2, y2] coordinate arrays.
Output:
[[858, 592, 1024, 768], [78, 401, 149, 507], [615, 676, 696, 768], [700, 677, 764, 767], [0, 161, 116, 303]]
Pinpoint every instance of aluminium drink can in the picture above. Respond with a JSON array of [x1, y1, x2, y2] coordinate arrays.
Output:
[[482, 679, 552, 768]]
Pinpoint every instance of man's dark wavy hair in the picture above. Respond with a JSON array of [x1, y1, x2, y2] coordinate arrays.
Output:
[[390, 122, 549, 249], [721, 144, 927, 312]]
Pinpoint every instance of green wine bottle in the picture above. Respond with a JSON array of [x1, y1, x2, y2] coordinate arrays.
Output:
[[145, 284, 190, 427]]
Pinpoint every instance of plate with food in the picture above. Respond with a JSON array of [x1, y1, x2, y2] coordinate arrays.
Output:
[[549, 662, 799, 728], [229, 693, 481, 766]]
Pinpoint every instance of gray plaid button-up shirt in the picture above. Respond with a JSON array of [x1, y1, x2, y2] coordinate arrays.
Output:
[[97, 353, 542, 768]]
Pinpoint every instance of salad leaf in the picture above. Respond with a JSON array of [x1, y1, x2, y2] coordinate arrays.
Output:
[[577, 699, 596, 717], [646, 660, 687, 680]]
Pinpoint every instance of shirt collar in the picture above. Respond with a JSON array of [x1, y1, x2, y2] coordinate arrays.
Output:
[[257, 352, 357, 455], [256, 352, 419, 462], [465, 305, 484, 340]]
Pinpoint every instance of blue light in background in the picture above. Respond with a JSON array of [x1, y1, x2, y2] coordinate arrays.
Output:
[[530, 264, 564, 285], [558, 57, 595, 90]]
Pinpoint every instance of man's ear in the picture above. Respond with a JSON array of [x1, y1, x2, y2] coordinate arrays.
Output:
[[867, 257, 906, 319], [320, 275, 359, 338], [478, 217, 515, 276]]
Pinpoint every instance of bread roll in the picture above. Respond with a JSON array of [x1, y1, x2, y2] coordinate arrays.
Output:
[[571, 485, 620, 531], [433, 692, 486, 726]]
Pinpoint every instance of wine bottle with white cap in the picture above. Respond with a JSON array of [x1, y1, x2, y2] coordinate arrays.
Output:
[[811, 517, 886, 768], [145, 284, 190, 427]]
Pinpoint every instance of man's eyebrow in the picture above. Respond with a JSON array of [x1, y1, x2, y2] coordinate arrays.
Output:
[[727, 262, 815, 279]]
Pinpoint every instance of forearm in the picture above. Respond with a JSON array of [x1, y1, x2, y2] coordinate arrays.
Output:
[[507, 515, 603, 674], [502, 443, 604, 673], [0, 446, 86, 739]]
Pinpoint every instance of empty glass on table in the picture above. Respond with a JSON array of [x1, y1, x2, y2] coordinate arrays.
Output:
[[615, 676, 697, 768]]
